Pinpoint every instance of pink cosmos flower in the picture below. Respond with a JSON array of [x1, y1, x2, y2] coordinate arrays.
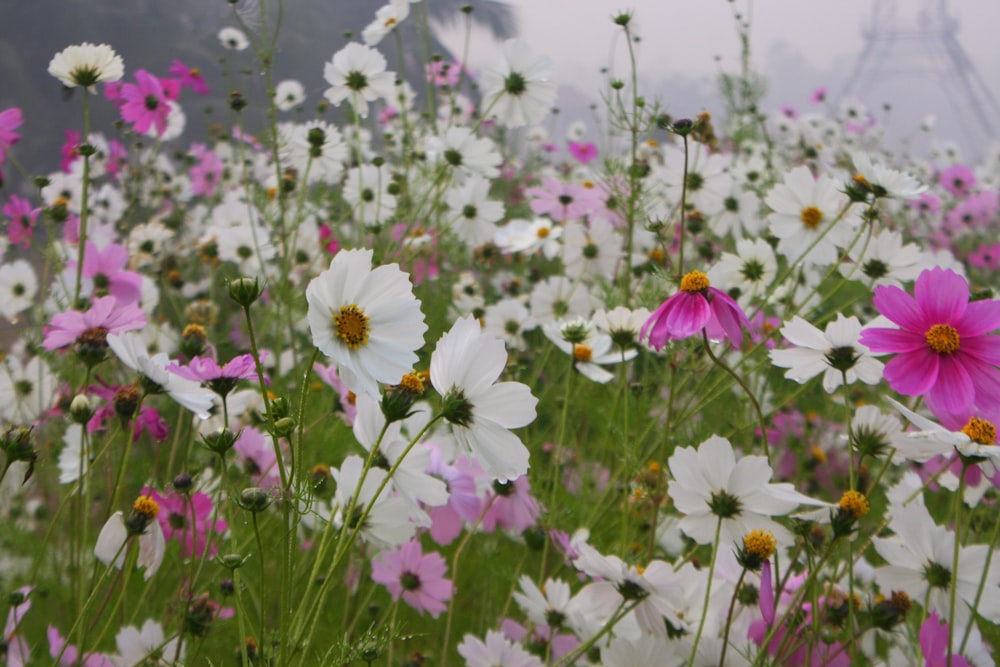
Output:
[[481, 475, 541, 534], [567, 141, 597, 165], [169, 59, 210, 95], [640, 270, 750, 350], [141, 486, 227, 558], [810, 86, 827, 104], [60, 129, 81, 172], [42, 295, 146, 351], [525, 177, 602, 222], [77, 241, 143, 305], [909, 192, 942, 216], [86, 386, 168, 441], [859, 267, 1000, 417], [371, 539, 453, 617], [3, 195, 40, 247], [313, 362, 357, 425], [167, 354, 259, 398], [118, 70, 175, 136], [426, 449, 486, 546], [920, 613, 971, 667], [0, 107, 23, 167], [968, 243, 1000, 271], [939, 164, 976, 198], [106, 139, 128, 178], [945, 191, 998, 232], [189, 143, 223, 197], [426, 60, 464, 87], [5, 586, 32, 667], [47, 625, 114, 666], [233, 426, 283, 490]]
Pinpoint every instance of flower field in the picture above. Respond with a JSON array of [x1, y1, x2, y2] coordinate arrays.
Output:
[[2, 3, 1000, 666]]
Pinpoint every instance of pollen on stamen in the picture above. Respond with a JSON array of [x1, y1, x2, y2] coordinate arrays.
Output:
[[334, 304, 370, 349], [925, 323, 960, 354], [679, 270, 710, 293], [572, 343, 593, 363], [536, 227, 550, 238], [961, 416, 996, 445], [742, 529, 777, 560], [800, 206, 823, 229], [133, 496, 161, 520], [839, 490, 870, 519]]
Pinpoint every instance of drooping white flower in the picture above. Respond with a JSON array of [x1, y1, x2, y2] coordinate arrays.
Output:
[[106, 333, 215, 419], [362, 0, 411, 46], [332, 454, 415, 549], [768, 314, 884, 393], [94, 498, 165, 581], [112, 619, 184, 667], [543, 319, 636, 384], [306, 248, 426, 398], [323, 42, 396, 118], [480, 38, 556, 128], [48, 43, 124, 91], [430, 316, 537, 482], [851, 150, 927, 200]]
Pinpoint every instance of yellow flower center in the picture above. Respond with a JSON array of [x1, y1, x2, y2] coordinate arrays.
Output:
[[647, 248, 665, 263], [680, 270, 710, 292], [839, 490, 870, 519], [536, 226, 550, 238], [647, 461, 661, 473], [398, 372, 425, 395], [384, 17, 398, 27], [800, 206, 823, 228], [925, 324, 960, 354], [582, 180, 596, 189], [334, 304, 370, 349], [742, 529, 777, 560], [853, 173, 872, 190], [810, 446, 828, 464], [133, 496, 161, 520], [961, 416, 996, 445], [189, 67, 201, 77], [573, 343, 593, 362]]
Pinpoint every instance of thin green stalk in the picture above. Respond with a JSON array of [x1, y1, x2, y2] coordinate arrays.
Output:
[[72, 93, 92, 306], [701, 331, 770, 462], [720, 567, 748, 667], [687, 517, 722, 666], [947, 462, 969, 666]]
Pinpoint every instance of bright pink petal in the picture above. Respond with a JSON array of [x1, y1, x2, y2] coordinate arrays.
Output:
[[873, 284, 926, 332], [914, 267, 968, 325], [956, 299, 1000, 336], [928, 356, 975, 415], [883, 348, 939, 396], [859, 328, 926, 354], [664, 293, 710, 339]]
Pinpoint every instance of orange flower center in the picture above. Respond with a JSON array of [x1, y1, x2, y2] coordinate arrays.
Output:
[[573, 343, 593, 362], [961, 416, 996, 445], [680, 270, 710, 293], [925, 324, 960, 354], [838, 490, 870, 518], [800, 206, 823, 228], [334, 304, 370, 349]]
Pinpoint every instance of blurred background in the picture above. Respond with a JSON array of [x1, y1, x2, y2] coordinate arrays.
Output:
[[2, 0, 999, 189]]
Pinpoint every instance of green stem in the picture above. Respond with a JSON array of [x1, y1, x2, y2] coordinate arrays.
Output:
[[947, 462, 969, 666], [701, 331, 770, 462], [686, 516, 722, 666]]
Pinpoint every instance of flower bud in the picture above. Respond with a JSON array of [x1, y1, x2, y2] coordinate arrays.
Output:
[[202, 428, 239, 455], [228, 276, 263, 308], [70, 394, 93, 423], [238, 487, 272, 513]]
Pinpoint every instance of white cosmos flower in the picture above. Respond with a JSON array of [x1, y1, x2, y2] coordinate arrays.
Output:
[[444, 175, 505, 247], [106, 333, 215, 419], [342, 163, 397, 225], [278, 120, 348, 184], [480, 38, 556, 128], [592, 306, 651, 350], [765, 165, 861, 266], [425, 126, 501, 179], [839, 229, 926, 289], [887, 398, 1000, 466], [352, 394, 448, 524], [332, 454, 415, 549], [48, 42, 124, 90], [542, 320, 636, 384], [483, 298, 530, 351], [562, 218, 621, 281], [218, 27, 249, 51], [58, 424, 90, 487], [323, 42, 396, 118], [306, 248, 427, 398], [274, 79, 306, 111], [0, 260, 37, 321], [708, 238, 777, 307], [768, 314, 884, 393], [0, 355, 55, 425], [112, 619, 184, 667], [94, 500, 165, 581], [495, 217, 562, 259], [430, 316, 538, 482], [668, 435, 826, 546], [851, 150, 927, 200]]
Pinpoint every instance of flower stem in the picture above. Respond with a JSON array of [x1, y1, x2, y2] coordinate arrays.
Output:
[[702, 331, 770, 462], [687, 516, 722, 666], [947, 461, 969, 666]]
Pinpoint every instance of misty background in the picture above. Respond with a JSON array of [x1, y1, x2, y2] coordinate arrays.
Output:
[[2, 0, 999, 190]]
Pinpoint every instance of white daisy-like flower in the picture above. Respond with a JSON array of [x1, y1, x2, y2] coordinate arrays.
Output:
[[342, 163, 397, 226], [278, 120, 348, 184], [839, 229, 926, 288], [886, 398, 1000, 466], [106, 333, 215, 419], [444, 175, 505, 247], [543, 319, 637, 384], [480, 38, 556, 128], [214, 223, 276, 277], [274, 79, 306, 111], [768, 314, 884, 393], [94, 499, 165, 581], [765, 165, 861, 266], [218, 27, 249, 51], [332, 454, 415, 549], [323, 42, 396, 118], [0, 355, 54, 425], [425, 126, 501, 179], [562, 218, 622, 281], [526, 276, 599, 329], [430, 316, 538, 481], [306, 248, 426, 398], [457, 630, 544, 667], [668, 434, 826, 546], [495, 217, 562, 259], [592, 306, 651, 350], [112, 619, 184, 667], [58, 424, 90, 487], [362, 0, 411, 46], [708, 238, 777, 307], [48, 42, 124, 90], [0, 260, 37, 321], [483, 298, 530, 351], [851, 151, 927, 200]]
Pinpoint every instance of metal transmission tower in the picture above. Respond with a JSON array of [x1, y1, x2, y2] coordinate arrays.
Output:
[[842, 0, 1000, 153]]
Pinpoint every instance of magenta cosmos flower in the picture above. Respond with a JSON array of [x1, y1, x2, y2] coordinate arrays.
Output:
[[371, 539, 453, 617], [640, 270, 750, 350], [860, 267, 1000, 417], [168, 354, 258, 398], [119, 70, 176, 136], [43, 295, 146, 352], [142, 486, 227, 558]]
